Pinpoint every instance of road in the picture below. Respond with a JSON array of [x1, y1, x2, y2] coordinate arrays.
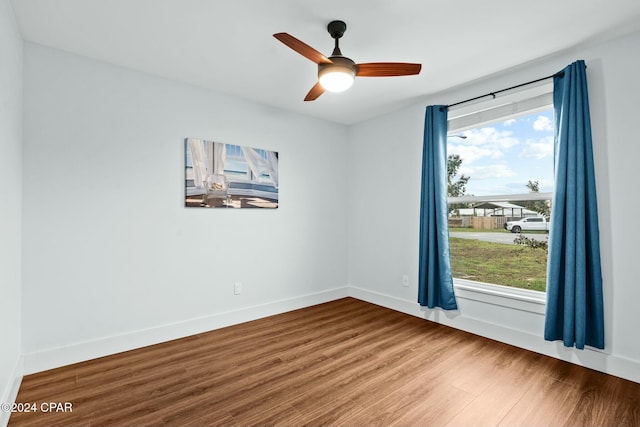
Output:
[[449, 231, 548, 245]]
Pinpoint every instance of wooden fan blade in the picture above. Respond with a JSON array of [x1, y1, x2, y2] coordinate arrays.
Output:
[[304, 82, 325, 101], [273, 33, 332, 65], [356, 63, 422, 77]]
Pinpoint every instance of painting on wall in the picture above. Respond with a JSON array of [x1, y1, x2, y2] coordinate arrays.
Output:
[[185, 138, 279, 209]]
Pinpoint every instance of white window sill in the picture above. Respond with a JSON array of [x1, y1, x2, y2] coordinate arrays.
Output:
[[453, 278, 546, 315]]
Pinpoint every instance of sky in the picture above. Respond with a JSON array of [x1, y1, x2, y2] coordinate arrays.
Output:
[[448, 109, 555, 196]]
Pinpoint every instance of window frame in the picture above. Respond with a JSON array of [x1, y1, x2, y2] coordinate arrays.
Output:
[[446, 82, 554, 310]]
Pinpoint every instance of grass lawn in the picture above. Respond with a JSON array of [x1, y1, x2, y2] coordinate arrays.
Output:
[[449, 237, 547, 292], [452, 227, 548, 234]]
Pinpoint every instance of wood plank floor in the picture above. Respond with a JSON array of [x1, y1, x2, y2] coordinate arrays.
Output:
[[9, 297, 640, 427]]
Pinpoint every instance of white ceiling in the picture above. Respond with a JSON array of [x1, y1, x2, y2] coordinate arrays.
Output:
[[10, 0, 640, 125]]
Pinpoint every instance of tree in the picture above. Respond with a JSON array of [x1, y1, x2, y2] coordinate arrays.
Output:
[[447, 154, 471, 215], [523, 180, 551, 218], [447, 154, 470, 197]]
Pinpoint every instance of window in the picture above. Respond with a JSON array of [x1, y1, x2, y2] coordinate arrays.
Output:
[[224, 143, 250, 181], [446, 85, 554, 295]]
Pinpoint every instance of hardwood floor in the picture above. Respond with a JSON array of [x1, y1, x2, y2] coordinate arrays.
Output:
[[9, 297, 640, 426]]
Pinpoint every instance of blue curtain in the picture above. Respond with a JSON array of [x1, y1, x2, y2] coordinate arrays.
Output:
[[418, 106, 457, 310], [545, 60, 604, 349]]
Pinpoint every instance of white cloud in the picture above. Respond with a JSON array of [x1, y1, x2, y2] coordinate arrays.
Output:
[[450, 127, 519, 165], [536, 178, 555, 192], [474, 182, 523, 195], [504, 178, 555, 193], [461, 164, 516, 180], [533, 115, 553, 131], [462, 127, 520, 149], [449, 144, 501, 165], [459, 111, 555, 196], [520, 136, 554, 159]]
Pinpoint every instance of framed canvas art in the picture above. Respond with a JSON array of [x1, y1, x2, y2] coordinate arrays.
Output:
[[185, 138, 278, 209]]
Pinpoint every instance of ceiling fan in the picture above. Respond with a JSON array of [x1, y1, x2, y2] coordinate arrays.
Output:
[[274, 20, 422, 101]]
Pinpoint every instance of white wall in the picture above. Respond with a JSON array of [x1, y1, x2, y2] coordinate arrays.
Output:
[[21, 43, 349, 370], [347, 31, 640, 382], [0, 0, 23, 416]]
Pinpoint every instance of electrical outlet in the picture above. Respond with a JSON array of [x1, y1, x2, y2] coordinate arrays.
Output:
[[402, 275, 409, 287], [234, 282, 243, 295]]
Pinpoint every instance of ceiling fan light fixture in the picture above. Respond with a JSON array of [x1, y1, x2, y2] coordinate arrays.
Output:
[[274, 20, 422, 101], [319, 66, 355, 92]]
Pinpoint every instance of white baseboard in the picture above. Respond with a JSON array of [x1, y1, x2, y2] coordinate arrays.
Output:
[[0, 357, 23, 427], [23, 287, 349, 375], [348, 286, 640, 384]]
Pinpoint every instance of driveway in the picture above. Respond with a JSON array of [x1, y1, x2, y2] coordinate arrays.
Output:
[[450, 231, 548, 244]]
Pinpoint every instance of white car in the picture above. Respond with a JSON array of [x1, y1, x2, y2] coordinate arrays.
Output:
[[504, 216, 550, 233]]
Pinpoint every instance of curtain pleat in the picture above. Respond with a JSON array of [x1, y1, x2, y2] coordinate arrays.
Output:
[[418, 106, 457, 310], [545, 60, 604, 349]]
